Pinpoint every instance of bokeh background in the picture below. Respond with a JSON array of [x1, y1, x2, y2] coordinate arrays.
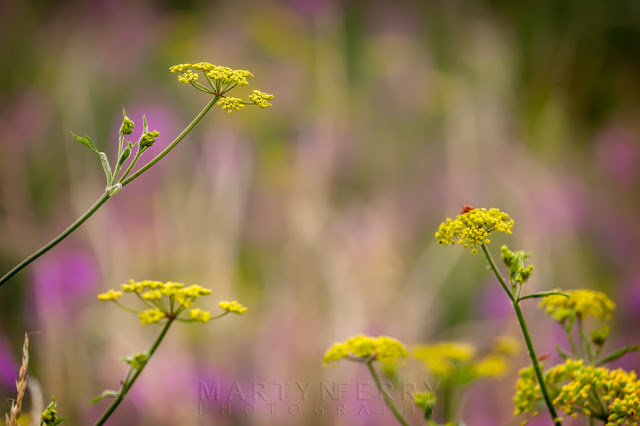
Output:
[[1, 0, 640, 425]]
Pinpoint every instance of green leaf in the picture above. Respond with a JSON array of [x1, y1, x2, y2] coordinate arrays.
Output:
[[595, 345, 640, 366], [89, 390, 120, 404], [518, 290, 570, 302], [71, 132, 98, 153], [142, 115, 148, 133]]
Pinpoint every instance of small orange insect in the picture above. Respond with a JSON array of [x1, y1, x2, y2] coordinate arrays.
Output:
[[460, 205, 475, 214], [537, 353, 550, 361]]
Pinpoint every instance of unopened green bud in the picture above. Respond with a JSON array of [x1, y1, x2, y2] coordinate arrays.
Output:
[[591, 324, 610, 347], [121, 108, 134, 135], [118, 145, 131, 166], [501, 245, 514, 268], [140, 130, 159, 149], [515, 265, 534, 284], [123, 352, 149, 370]]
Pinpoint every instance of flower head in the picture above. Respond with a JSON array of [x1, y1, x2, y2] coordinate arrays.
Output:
[[97, 289, 122, 301], [217, 97, 244, 114], [170, 62, 273, 113], [413, 338, 515, 385], [190, 308, 212, 322], [219, 300, 247, 314], [139, 309, 165, 325], [98, 280, 244, 325], [540, 289, 615, 322], [514, 359, 640, 425], [322, 335, 408, 366], [249, 90, 274, 109], [435, 208, 513, 254]]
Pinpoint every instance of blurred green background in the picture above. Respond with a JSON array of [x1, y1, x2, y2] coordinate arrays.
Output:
[[1, 0, 640, 424]]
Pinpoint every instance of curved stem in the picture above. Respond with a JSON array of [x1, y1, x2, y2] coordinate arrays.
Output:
[[94, 319, 174, 426], [480, 244, 514, 302], [0, 191, 110, 288], [121, 96, 219, 187], [366, 360, 409, 426], [481, 245, 562, 426], [0, 97, 219, 289]]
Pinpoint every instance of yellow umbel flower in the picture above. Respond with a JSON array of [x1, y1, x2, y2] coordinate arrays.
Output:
[[540, 289, 615, 321], [435, 208, 513, 254], [217, 97, 244, 113], [99, 280, 244, 324], [169, 63, 192, 73], [219, 300, 247, 314], [177, 70, 198, 84], [413, 342, 477, 378], [139, 309, 166, 325], [97, 289, 122, 301], [249, 90, 274, 108], [514, 359, 640, 425], [189, 308, 212, 322], [322, 335, 408, 366], [413, 338, 515, 384], [170, 61, 273, 107]]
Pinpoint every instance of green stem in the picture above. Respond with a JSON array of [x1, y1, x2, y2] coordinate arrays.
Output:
[[121, 96, 219, 187], [0, 97, 219, 289], [481, 245, 563, 426], [480, 244, 514, 302], [0, 191, 111, 288], [94, 318, 174, 426], [442, 384, 453, 422], [366, 360, 409, 426], [577, 316, 593, 364], [117, 148, 143, 184]]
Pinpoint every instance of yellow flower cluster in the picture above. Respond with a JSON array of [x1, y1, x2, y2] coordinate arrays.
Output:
[[435, 208, 514, 254], [97, 289, 122, 301], [323, 335, 408, 366], [413, 338, 516, 384], [177, 70, 198, 84], [189, 308, 212, 322], [170, 62, 273, 113], [219, 300, 247, 314], [97, 280, 243, 325], [249, 90, 274, 108], [139, 308, 166, 325], [540, 289, 616, 322], [217, 97, 244, 113], [514, 359, 640, 425]]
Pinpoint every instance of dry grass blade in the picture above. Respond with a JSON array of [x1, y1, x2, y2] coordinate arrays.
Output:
[[6, 333, 29, 426]]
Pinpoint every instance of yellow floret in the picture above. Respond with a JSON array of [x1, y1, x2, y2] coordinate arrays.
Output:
[[217, 97, 244, 113], [540, 289, 615, 321], [97, 289, 122, 301], [219, 300, 247, 314], [249, 90, 274, 108], [190, 308, 212, 322], [138, 309, 166, 325], [435, 208, 514, 254], [322, 335, 408, 366]]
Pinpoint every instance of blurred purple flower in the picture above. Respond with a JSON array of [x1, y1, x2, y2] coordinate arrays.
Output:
[[0, 335, 19, 389], [534, 181, 589, 236], [478, 279, 511, 319], [30, 249, 99, 321], [1, 90, 53, 156], [595, 128, 639, 183], [619, 272, 640, 319]]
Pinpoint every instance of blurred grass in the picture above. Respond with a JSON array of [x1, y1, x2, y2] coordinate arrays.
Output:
[[1, 0, 640, 424]]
